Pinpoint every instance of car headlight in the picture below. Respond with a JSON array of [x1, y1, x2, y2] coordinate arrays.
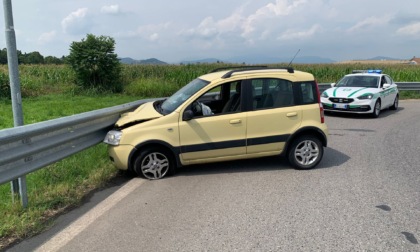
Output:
[[357, 93, 373, 100], [321, 92, 329, 98], [103, 130, 122, 146]]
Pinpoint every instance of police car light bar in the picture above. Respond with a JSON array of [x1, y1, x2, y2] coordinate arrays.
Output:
[[352, 69, 382, 74]]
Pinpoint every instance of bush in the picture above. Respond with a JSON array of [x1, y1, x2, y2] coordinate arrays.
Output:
[[67, 34, 122, 93], [0, 71, 10, 98]]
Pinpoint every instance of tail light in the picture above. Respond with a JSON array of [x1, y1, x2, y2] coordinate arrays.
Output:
[[315, 80, 325, 124]]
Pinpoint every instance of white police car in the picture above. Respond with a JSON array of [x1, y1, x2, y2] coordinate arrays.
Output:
[[321, 70, 399, 118]]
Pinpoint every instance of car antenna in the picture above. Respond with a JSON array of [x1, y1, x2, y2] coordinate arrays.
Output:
[[287, 49, 300, 67]]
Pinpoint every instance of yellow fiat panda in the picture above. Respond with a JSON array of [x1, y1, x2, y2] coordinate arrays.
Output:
[[104, 66, 328, 179]]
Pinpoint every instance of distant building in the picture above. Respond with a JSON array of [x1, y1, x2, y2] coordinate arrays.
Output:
[[409, 56, 420, 65]]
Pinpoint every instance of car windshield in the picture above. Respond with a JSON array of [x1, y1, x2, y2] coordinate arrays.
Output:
[[336, 76, 379, 88], [160, 78, 210, 115]]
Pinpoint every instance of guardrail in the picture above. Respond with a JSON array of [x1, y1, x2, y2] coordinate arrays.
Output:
[[0, 82, 419, 205], [318, 82, 420, 92], [0, 99, 155, 186]]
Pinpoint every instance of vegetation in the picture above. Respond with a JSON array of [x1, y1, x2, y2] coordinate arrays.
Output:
[[67, 34, 122, 93], [0, 62, 419, 249], [0, 48, 65, 65]]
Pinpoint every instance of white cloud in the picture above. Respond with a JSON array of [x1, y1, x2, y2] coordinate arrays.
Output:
[[149, 33, 159, 41], [182, 0, 308, 44], [242, 0, 307, 37], [347, 16, 391, 32], [101, 5, 120, 15], [61, 8, 91, 35], [38, 30, 56, 44], [116, 23, 170, 42], [183, 17, 218, 39], [278, 24, 321, 40], [397, 22, 420, 35]]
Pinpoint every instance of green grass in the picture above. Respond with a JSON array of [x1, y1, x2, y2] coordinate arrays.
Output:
[[0, 63, 419, 249], [0, 94, 140, 129]]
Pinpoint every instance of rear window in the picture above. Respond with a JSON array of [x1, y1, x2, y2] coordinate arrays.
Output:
[[250, 78, 294, 110], [296, 81, 318, 105]]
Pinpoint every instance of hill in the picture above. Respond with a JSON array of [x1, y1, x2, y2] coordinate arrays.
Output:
[[119, 57, 167, 65], [180, 58, 222, 64]]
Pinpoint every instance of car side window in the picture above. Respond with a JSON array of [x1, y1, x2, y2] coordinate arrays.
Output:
[[299, 82, 317, 105], [251, 78, 294, 110], [385, 76, 392, 85], [190, 81, 242, 117], [380, 76, 386, 88]]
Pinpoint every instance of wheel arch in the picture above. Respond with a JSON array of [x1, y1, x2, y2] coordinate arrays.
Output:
[[284, 126, 328, 155], [128, 140, 182, 172]]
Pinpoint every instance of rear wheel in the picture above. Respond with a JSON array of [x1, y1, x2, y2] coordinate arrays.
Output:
[[134, 147, 175, 180], [390, 95, 399, 110], [287, 135, 323, 170], [371, 100, 381, 118]]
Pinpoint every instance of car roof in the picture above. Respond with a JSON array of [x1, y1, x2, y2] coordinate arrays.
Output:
[[199, 68, 314, 82]]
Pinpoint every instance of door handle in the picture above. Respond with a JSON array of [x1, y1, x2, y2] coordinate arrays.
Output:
[[286, 112, 297, 117], [229, 119, 242, 124]]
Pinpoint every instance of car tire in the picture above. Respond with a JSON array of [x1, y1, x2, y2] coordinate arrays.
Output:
[[390, 95, 399, 110], [371, 100, 381, 118], [134, 147, 175, 180], [287, 135, 323, 170]]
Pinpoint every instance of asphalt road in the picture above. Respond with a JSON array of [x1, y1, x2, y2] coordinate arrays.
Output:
[[7, 100, 420, 252]]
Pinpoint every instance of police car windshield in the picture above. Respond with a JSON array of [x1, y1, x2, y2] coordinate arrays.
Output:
[[336, 76, 379, 88], [160, 78, 210, 114]]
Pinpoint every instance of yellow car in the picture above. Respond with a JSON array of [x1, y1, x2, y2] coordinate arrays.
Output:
[[104, 66, 328, 179]]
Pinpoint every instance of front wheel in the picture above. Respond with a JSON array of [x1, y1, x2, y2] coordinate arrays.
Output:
[[287, 135, 323, 170], [371, 100, 381, 118], [134, 148, 175, 180]]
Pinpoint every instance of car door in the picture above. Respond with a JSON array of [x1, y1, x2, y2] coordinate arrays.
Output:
[[383, 75, 397, 107], [178, 81, 247, 164], [246, 78, 302, 155]]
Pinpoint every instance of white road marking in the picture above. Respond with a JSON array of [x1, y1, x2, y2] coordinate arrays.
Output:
[[35, 178, 145, 252]]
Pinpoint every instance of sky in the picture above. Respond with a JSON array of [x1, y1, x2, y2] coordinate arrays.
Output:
[[0, 0, 419, 63]]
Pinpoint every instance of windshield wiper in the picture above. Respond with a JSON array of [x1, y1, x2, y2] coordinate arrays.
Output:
[[154, 100, 167, 115]]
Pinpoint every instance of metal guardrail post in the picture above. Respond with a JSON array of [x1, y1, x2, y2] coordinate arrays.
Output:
[[3, 0, 28, 207]]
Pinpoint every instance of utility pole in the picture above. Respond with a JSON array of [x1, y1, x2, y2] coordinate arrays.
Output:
[[3, 0, 28, 207]]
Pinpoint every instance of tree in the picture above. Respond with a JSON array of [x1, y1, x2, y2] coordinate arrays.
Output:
[[44, 56, 63, 64], [26, 51, 45, 64], [0, 48, 7, 64], [67, 34, 122, 92]]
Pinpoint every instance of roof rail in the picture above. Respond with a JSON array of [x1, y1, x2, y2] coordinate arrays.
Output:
[[221, 67, 294, 78], [209, 65, 267, 73]]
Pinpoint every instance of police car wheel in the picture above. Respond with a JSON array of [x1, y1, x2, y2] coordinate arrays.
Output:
[[371, 100, 381, 118]]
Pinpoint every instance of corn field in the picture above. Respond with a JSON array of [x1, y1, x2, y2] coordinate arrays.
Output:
[[0, 63, 419, 99]]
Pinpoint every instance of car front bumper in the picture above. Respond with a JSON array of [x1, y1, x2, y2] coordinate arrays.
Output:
[[321, 98, 374, 114], [107, 144, 134, 170]]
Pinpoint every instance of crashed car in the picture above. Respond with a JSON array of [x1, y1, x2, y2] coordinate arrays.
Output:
[[321, 70, 399, 118], [104, 66, 328, 179]]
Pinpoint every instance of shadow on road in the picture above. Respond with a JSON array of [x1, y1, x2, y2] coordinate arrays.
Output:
[[325, 106, 403, 120], [174, 146, 349, 177]]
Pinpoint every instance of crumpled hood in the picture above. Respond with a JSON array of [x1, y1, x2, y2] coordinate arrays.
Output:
[[324, 87, 377, 98], [116, 101, 162, 127]]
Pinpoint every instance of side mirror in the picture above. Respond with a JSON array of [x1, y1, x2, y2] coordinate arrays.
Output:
[[330, 83, 336, 88], [182, 110, 194, 121], [383, 84, 391, 89]]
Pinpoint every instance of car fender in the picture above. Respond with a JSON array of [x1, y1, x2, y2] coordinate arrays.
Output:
[[128, 140, 183, 171], [282, 126, 328, 156]]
